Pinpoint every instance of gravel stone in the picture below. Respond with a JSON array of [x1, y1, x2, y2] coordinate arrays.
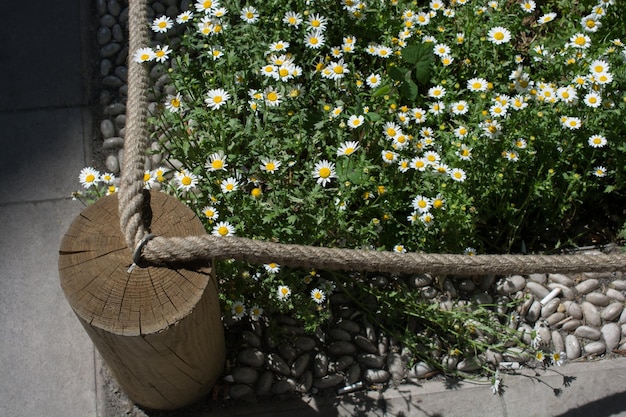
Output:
[[525, 300, 541, 323], [387, 352, 405, 382], [586, 292, 610, 307], [256, 371, 273, 396], [102, 137, 124, 150], [525, 281, 550, 299], [346, 363, 361, 385], [457, 357, 481, 372], [313, 352, 329, 378], [290, 354, 310, 378], [561, 319, 582, 332], [354, 335, 378, 354], [601, 302, 624, 322], [271, 379, 297, 395], [278, 343, 298, 364], [471, 292, 493, 305], [100, 119, 115, 138], [548, 274, 575, 287], [238, 348, 265, 368], [601, 323, 621, 352], [565, 302, 583, 320], [112, 24, 124, 42], [357, 353, 385, 368], [421, 286, 438, 299], [581, 301, 602, 327], [574, 325, 602, 341], [552, 330, 565, 354], [546, 312, 566, 326], [328, 328, 351, 342], [266, 353, 290, 376], [107, 0, 122, 16], [232, 367, 259, 385], [100, 42, 121, 58], [328, 341, 356, 356], [409, 274, 433, 288], [298, 371, 313, 393], [364, 369, 390, 384], [541, 298, 560, 318], [96, 0, 107, 16], [314, 374, 344, 389], [576, 279, 600, 295], [104, 102, 126, 116], [335, 319, 360, 334], [100, 14, 117, 28], [496, 275, 526, 295], [584, 341, 606, 355], [611, 280, 626, 291], [606, 288, 625, 302], [565, 335, 581, 360], [528, 273, 547, 284], [409, 361, 435, 379], [102, 75, 123, 89], [105, 154, 120, 173], [294, 336, 316, 351], [97, 27, 112, 45]]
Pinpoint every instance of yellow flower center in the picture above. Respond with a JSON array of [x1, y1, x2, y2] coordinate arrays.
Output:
[[267, 92, 278, 102], [472, 82, 482, 90], [246, 11, 254, 19], [203, 0, 212, 7], [266, 162, 276, 171], [143, 172, 151, 182], [158, 21, 167, 28], [494, 32, 504, 41], [251, 187, 262, 198], [288, 17, 296, 24], [279, 68, 289, 77], [217, 226, 229, 236], [226, 183, 234, 191], [140, 53, 150, 61], [386, 127, 396, 137], [586, 20, 596, 28], [311, 20, 320, 27], [319, 167, 331, 178], [86, 174, 95, 183], [181, 176, 192, 186], [170, 98, 180, 107], [213, 96, 223, 104], [212, 160, 224, 170], [344, 147, 355, 155], [333, 65, 345, 74]]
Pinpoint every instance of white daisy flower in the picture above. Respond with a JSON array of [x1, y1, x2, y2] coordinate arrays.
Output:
[[283, 11, 303, 27], [487, 26, 512, 44], [366, 73, 382, 88], [449, 168, 466, 182], [133, 47, 155, 63], [205, 88, 231, 110], [347, 114, 365, 129], [79, 167, 101, 188], [277, 285, 291, 300], [264, 263, 281, 273], [260, 158, 281, 173], [312, 160, 336, 187], [304, 30, 325, 49], [212, 221, 235, 237], [337, 141, 360, 156], [311, 288, 326, 304], [151, 15, 173, 33], [220, 177, 239, 193], [202, 206, 219, 220], [176, 11, 194, 24], [583, 91, 602, 108], [231, 301, 246, 319], [588, 134, 607, 148], [175, 169, 198, 191], [206, 151, 228, 171], [240, 6, 259, 23]]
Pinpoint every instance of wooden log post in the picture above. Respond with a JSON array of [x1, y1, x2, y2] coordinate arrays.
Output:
[[58, 191, 225, 410]]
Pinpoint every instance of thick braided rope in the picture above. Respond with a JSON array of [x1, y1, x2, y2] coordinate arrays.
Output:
[[141, 235, 626, 275], [120, 0, 625, 275], [119, 0, 151, 250]]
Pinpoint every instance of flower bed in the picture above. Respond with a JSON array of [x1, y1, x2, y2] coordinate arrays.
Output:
[[79, 0, 625, 398]]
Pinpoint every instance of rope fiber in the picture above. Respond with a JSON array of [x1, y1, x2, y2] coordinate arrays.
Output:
[[120, 0, 626, 275]]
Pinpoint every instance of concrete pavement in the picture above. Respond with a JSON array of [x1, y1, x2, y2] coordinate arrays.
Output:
[[1, 1, 626, 417]]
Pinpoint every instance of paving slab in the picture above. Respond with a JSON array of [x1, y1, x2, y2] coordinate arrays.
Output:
[[0, 2, 91, 111], [0, 107, 90, 204], [0, 199, 97, 417]]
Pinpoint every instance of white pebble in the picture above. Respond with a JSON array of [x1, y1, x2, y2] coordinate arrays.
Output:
[[586, 292, 610, 307], [601, 323, 621, 352], [576, 279, 600, 295], [551, 330, 565, 353], [565, 335, 581, 360], [549, 274, 575, 287], [583, 341, 606, 355], [601, 302, 624, 322], [581, 302, 602, 327], [606, 288, 625, 302], [574, 325, 601, 341], [525, 281, 550, 299]]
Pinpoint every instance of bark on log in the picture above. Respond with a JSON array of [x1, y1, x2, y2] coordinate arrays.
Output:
[[58, 190, 225, 410]]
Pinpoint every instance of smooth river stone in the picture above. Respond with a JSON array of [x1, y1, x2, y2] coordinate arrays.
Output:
[[566, 302, 583, 319], [541, 298, 560, 318], [229, 384, 255, 402], [364, 369, 391, 384], [545, 312, 565, 326], [602, 302, 624, 322], [561, 319, 582, 332], [586, 292, 610, 307], [601, 323, 621, 352], [238, 348, 265, 368], [526, 281, 550, 299], [548, 273, 575, 287], [232, 367, 259, 385], [575, 279, 600, 295], [581, 302, 602, 327], [497, 275, 526, 295], [606, 288, 625, 302], [611, 280, 626, 291], [526, 300, 542, 323], [584, 341, 606, 355], [552, 330, 565, 354], [565, 335, 581, 360], [290, 354, 310, 378], [528, 273, 547, 284], [574, 325, 601, 341], [314, 373, 344, 389], [266, 353, 290, 376]]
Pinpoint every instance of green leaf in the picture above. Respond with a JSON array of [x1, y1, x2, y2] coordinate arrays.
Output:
[[401, 44, 434, 85], [399, 79, 418, 101], [371, 85, 391, 97], [388, 65, 410, 82]]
